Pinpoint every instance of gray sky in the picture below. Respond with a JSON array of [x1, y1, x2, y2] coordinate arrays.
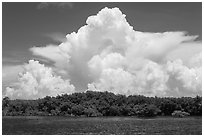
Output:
[[2, 2, 202, 99]]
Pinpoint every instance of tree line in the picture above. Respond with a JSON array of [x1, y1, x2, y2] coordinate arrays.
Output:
[[2, 91, 202, 117]]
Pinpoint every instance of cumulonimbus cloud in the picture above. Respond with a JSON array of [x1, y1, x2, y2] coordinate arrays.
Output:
[[6, 7, 202, 99]]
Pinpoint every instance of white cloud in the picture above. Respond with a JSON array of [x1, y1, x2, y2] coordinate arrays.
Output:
[[166, 54, 202, 96], [88, 60, 169, 97], [30, 45, 70, 72], [126, 31, 199, 63], [88, 68, 135, 95], [2, 65, 24, 93], [134, 61, 169, 96], [23, 7, 202, 98], [88, 52, 126, 79], [189, 52, 202, 68], [165, 42, 201, 66], [5, 60, 75, 99], [2, 65, 23, 80]]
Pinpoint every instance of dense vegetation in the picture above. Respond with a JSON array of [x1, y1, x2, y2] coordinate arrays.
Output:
[[2, 91, 202, 117]]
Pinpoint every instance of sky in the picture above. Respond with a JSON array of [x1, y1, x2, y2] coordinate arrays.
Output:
[[2, 2, 202, 99]]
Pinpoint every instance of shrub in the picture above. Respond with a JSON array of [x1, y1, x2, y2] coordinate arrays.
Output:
[[135, 104, 161, 117], [84, 108, 102, 117], [172, 110, 190, 117], [71, 104, 85, 116]]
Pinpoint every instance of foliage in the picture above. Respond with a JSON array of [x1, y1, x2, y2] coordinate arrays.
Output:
[[2, 91, 202, 117], [135, 104, 161, 117], [172, 110, 190, 117]]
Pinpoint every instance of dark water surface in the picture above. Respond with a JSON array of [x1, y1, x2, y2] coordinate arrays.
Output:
[[2, 116, 202, 135]]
